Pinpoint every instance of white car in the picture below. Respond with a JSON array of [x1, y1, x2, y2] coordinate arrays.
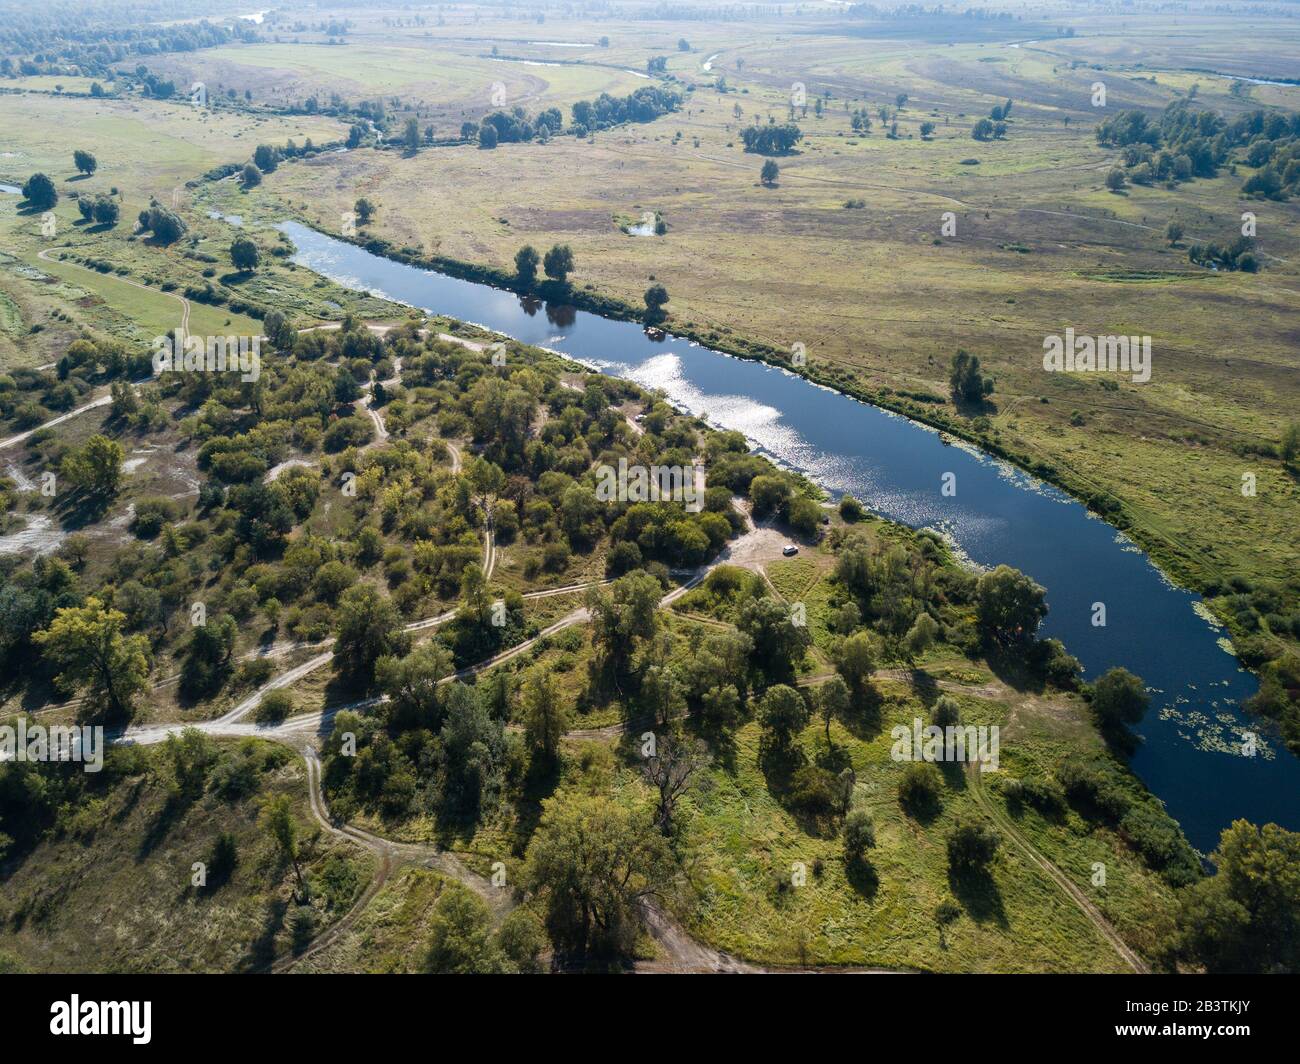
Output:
[[782, 544, 799, 557]]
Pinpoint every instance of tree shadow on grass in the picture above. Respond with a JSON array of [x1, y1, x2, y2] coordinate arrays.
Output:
[[846, 856, 880, 898], [53, 490, 114, 531], [983, 644, 1046, 696], [111, 776, 147, 827], [239, 897, 290, 971], [837, 682, 885, 743], [136, 790, 194, 861], [899, 789, 943, 826], [948, 866, 1007, 928], [938, 758, 968, 794], [907, 667, 940, 706], [511, 754, 563, 857]]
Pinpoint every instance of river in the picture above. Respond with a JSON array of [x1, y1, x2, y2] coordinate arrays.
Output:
[[278, 219, 1299, 852]]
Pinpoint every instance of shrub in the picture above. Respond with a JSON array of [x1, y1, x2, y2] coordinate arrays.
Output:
[[255, 689, 294, 724], [898, 761, 943, 814]]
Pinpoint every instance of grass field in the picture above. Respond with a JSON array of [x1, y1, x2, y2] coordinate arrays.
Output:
[[0, 739, 373, 973], [249, 15, 1300, 598]]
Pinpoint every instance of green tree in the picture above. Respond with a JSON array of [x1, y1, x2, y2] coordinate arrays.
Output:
[[33, 598, 151, 724], [73, 150, 97, 176], [61, 434, 124, 496], [758, 683, 809, 751], [424, 884, 507, 973], [1089, 667, 1149, 729], [22, 172, 57, 210], [932, 694, 961, 727], [241, 162, 262, 188], [1173, 820, 1300, 973], [524, 792, 673, 961], [1165, 219, 1184, 245], [898, 761, 943, 815], [976, 564, 1046, 644], [260, 793, 306, 901], [262, 308, 296, 351], [354, 197, 374, 224], [253, 144, 279, 173], [165, 728, 216, 798], [949, 349, 994, 403], [643, 283, 669, 323], [588, 571, 661, 675], [748, 473, 792, 517], [515, 245, 540, 287], [333, 585, 409, 687], [738, 596, 810, 680], [843, 808, 876, 866], [904, 611, 939, 661], [818, 675, 851, 746], [497, 907, 547, 973], [140, 205, 186, 243], [838, 494, 865, 521], [947, 821, 1000, 872], [375, 641, 453, 731], [91, 196, 119, 226], [543, 244, 574, 284], [230, 236, 260, 272], [835, 629, 875, 694], [760, 158, 779, 186], [521, 666, 569, 763], [1280, 421, 1300, 469], [402, 116, 421, 155]]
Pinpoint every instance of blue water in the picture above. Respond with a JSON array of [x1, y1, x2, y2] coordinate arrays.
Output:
[[280, 220, 1299, 852]]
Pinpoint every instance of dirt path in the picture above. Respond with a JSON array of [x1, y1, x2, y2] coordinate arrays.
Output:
[[444, 440, 464, 473], [965, 762, 1149, 974], [38, 246, 192, 335], [0, 394, 116, 450], [0, 249, 184, 450]]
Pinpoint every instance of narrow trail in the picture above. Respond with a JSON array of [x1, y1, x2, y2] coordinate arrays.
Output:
[[37, 246, 192, 335], [0, 249, 185, 450], [0, 391, 114, 450], [267, 746, 508, 972], [116, 577, 614, 737], [965, 762, 1149, 974], [445, 440, 463, 473]]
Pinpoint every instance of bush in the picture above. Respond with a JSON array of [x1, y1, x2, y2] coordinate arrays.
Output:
[[130, 496, 182, 538], [255, 689, 294, 724], [932, 695, 961, 727], [843, 808, 876, 864], [898, 761, 943, 815], [786, 764, 850, 820], [838, 495, 865, 521], [947, 821, 1000, 871]]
